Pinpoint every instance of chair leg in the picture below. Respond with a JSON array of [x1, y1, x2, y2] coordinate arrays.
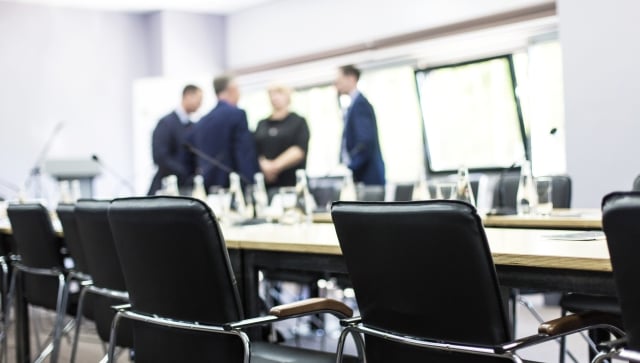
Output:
[[70, 285, 90, 363], [107, 311, 123, 363], [336, 327, 350, 363], [50, 273, 70, 363], [0, 258, 9, 363]]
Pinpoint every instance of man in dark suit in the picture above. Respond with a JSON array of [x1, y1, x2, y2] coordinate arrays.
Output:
[[148, 85, 202, 195], [335, 65, 386, 185], [187, 75, 258, 190]]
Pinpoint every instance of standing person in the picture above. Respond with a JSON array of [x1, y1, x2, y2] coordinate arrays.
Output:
[[254, 84, 310, 188], [188, 75, 258, 190], [148, 85, 202, 195], [334, 65, 385, 185]]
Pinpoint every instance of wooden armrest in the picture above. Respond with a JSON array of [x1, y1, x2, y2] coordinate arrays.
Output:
[[539, 311, 622, 336], [269, 297, 353, 319]]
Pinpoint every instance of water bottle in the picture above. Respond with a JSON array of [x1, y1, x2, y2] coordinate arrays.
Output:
[[164, 175, 180, 196], [455, 166, 475, 207], [229, 172, 249, 218], [412, 173, 431, 200], [516, 160, 538, 215], [295, 169, 316, 223], [253, 173, 269, 219], [191, 175, 207, 201], [339, 170, 357, 201]]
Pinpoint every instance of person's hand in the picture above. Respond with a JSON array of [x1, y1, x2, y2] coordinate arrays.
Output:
[[259, 157, 279, 183]]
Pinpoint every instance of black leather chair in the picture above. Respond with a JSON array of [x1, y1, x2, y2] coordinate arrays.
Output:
[[107, 196, 356, 363], [7, 203, 76, 363], [590, 192, 640, 362], [331, 200, 621, 362], [72, 200, 133, 362], [393, 183, 414, 201], [355, 185, 385, 202], [493, 174, 572, 213]]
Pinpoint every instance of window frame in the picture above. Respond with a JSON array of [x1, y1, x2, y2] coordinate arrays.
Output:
[[414, 54, 528, 175]]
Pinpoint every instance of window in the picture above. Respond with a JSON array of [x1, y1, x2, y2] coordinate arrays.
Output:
[[415, 55, 527, 173]]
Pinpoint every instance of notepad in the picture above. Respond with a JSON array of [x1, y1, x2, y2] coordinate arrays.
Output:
[[545, 231, 606, 241]]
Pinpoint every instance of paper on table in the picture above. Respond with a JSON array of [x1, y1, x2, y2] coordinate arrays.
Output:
[[545, 231, 606, 241]]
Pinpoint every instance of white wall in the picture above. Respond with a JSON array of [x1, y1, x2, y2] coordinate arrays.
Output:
[[558, 0, 640, 207], [226, 0, 553, 69], [155, 11, 226, 77], [0, 2, 150, 200]]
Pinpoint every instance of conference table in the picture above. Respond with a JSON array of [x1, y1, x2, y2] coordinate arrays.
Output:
[[0, 212, 613, 363], [314, 209, 603, 230]]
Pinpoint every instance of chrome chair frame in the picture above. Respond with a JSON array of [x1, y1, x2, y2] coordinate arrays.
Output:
[[107, 303, 354, 363], [0, 256, 9, 363], [336, 317, 625, 363], [70, 281, 128, 363], [9, 262, 71, 363], [594, 346, 640, 363]]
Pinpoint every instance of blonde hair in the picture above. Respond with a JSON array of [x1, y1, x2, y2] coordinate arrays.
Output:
[[267, 83, 292, 96]]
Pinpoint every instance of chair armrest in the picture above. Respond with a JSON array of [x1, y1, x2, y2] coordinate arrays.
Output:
[[340, 316, 362, 327], [598, 336, 627, 351], [225, 298, 353, 331], [110, 303, 132, 312], [538, 311, 622, 336], [269, 298, 353, 319]]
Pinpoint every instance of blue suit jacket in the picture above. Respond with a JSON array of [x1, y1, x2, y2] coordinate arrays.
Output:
[[342, 93, 386, 185], [148, 111, 195, 195], [187, 101, 258, 190]]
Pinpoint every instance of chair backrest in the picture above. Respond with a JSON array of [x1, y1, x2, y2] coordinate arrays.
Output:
[[356, 184, 385, 202], [550, 175, 572, 208], [74, 200, 134, 344], [332, 201, 510, 362], [602, 192, 640, 351], [632, 175, 640, 191], [492, 174, 572, 210], [74, 200, 127, 291], [56, 204, 90, 275], [393, 183, 414, 201], [107, 196, 245, 362], [7, 203, 63, 269], [7, 203, 65, 309]]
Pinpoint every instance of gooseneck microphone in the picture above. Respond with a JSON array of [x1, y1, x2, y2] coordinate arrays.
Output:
[[183, 143, 258, 219], [182, 143, 252, 184], [91, 154, 135, 194]]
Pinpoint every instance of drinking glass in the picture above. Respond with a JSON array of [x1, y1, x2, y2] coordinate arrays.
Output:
[[535, 177, 553, 215], [278, 187, 300, 225], [207, 187, 231, 221]]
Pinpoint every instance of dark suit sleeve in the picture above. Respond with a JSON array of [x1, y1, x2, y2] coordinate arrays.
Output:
[[233, 110, 259, 183], [294, 116, 310, 153], [152, 120, 188, 178], [348, 102, 378, 172]]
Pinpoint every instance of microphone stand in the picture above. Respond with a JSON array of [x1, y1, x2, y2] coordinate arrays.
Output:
[[25, 122, 64, 199], [183, 143, 258, 220]]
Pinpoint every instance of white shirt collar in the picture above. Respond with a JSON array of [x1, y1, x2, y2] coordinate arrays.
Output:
[[175, 105, 190, 124]]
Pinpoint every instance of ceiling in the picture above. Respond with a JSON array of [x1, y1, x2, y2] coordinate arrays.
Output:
[[0, 0, 279, 14]]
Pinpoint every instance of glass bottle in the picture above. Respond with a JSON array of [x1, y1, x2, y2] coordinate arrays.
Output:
[[253, 172, 269, 219], [339, 170, 357, 201], [229, 172, 249, 218], [516, 160, 538, 215], [191, 175, 207, 201], [412, 173, 431, 200], [295, 169, 316, 224], [164, 175, 180, 196], [455, 166, 475, 207]]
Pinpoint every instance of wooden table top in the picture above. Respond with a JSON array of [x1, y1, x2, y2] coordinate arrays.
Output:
[[220, 223, 611, 272], [314, 209, 602, 230], [0, 216, 611, 273]]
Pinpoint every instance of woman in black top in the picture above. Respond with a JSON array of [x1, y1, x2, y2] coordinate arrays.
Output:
[[254, 85, 310, 188]]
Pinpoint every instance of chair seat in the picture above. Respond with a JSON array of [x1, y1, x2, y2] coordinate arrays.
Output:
[[252, 342, 358, 363], [560, 293, 620, 314]]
